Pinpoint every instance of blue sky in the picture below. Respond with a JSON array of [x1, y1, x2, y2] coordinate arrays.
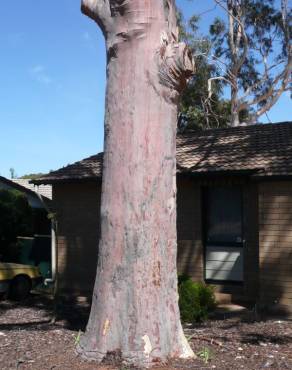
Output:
[[0, 0, 291, 178]]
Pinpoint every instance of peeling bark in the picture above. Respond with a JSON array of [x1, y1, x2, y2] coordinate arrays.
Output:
[[77, 0, 194, 367]]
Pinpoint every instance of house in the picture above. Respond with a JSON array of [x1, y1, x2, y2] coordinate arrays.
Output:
[[0, 176, 52, 277], [12, 178, 52, 201], [0, 176, 52, 235], [33, 122, 292, 314]]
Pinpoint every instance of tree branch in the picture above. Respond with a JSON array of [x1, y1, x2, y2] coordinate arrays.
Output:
[[239, 59, 285, 102], [214, 0, 248, 74], [238, 61, 292, 117], [254, 79, 292, 118], [211, 0, 291, 124], [207, 76, 235, 99], [242, 57, 291, 108], [226, 1, 235, 55], [81, 0, 112, 36]]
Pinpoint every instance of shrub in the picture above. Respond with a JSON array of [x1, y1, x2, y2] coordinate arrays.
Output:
[[0, 189, 33, 261], [178, 275, 216, 323]]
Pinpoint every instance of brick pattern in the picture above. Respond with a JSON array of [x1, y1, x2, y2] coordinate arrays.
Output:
[[53, 177, 292, 311], [177, 176, 259, 303], [177, 177, 203, 280], [242, 183, 259, 302], [259, 182, 292, 308], [54, 182, 101, 296], [12, 179, 52, 200]]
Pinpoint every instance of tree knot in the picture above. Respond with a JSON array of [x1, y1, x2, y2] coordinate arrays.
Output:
[[157, 34, 194, 94]]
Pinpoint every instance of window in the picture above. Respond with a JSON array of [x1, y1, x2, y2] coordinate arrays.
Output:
[[205, 187, 243, 245], [204, 186, 244, 282]]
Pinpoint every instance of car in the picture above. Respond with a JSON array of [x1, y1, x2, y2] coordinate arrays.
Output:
[[0, 262, 43, 300]]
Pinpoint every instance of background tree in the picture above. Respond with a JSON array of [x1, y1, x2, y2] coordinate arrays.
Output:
[[9, 167, 17, 179], [178, 0, 291, 129], [209, 0, 292, 126], [178, 12, 232, 130], [77, 0, 195, 367], [20, 173, 47, 180], [0, 189, 33, 261]]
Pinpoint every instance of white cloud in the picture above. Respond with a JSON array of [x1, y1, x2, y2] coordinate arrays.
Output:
[[30, 65, 52, 85]]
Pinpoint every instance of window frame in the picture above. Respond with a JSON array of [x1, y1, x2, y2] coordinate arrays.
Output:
[[203, 185, 244, 248], [202, 185, 245, 285]]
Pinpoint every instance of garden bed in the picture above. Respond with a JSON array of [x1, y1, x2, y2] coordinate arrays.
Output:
[[0, 294, 291, 369]]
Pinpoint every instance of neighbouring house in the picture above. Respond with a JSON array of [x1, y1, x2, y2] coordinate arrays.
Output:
[[33, 122, 292, 314], [0, 176, 52, 277], [12, 178, 52, 201], [0, 176, 52, 234]]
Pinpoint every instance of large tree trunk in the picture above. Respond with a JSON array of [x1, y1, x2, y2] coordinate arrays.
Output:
[[77, 0, 194, 367]]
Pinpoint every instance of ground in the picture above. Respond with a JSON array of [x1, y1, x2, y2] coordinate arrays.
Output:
[[0, 295, 291, 369]]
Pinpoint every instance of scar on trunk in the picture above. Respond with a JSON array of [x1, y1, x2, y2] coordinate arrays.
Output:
[[102, 319, 110, 336], [152, 261, 161, 287], [142, 335, 152, 356]]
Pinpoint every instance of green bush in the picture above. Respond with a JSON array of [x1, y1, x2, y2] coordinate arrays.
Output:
[[0, 189, 33, 261], [178, 275, 216, 323]]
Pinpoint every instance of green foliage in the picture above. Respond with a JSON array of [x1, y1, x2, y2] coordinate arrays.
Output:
[[0, 189, 33, 261], [74, 330, 83, 345], [177, 11, 232, 130], [178, 1, 291, 126], [208, 0, 291, 121], [19, 173, 47, 180], [178, 275, 216, 323], [197, 347, 212, 364]]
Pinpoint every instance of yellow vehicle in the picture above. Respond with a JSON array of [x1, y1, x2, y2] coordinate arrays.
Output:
[[0, 263, 43, 300]]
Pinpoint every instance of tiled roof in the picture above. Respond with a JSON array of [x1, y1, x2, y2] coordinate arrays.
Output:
[[176, 121, 292, 176], [33, 153, 104, 184], [33, 122, 292, 184]]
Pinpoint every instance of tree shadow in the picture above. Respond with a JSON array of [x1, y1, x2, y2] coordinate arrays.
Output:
[[0, 294, 90, 332], [177, 123, 292, 176], [240, 332, 292, 345], [53, 181, 101, 298]]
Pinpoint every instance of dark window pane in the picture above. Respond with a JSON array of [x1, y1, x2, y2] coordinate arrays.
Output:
[[206, 187, 242, 243]]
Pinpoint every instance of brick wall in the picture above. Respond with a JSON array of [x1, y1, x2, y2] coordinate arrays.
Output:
[[53, 181, 101, 296], [259, 181, 292, 310], [242, 182, 259, 302], [177, 176, 259, 303], [52, 176, 262, 305], [54, 177, 205, 296], [177, 176, 203, 281]]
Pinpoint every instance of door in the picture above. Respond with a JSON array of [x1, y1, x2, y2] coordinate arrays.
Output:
[[204, 186, 244, 282]]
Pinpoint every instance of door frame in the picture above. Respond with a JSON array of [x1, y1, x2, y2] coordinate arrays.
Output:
[[202, 184, 245, 285]]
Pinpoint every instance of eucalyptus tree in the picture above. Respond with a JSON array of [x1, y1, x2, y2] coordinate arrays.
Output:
[[209, 0, 291, 126], [77, 0, 195, 367], [178, 12, 231, 129]]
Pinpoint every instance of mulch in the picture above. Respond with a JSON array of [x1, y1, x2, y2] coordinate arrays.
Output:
[[0, 294, 291, 370]]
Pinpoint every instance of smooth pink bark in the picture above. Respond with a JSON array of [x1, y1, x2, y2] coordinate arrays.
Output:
[[78, 1, 194, 367]]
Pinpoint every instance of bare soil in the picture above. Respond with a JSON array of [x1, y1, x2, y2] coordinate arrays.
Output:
[[0, 294, 291, 370]]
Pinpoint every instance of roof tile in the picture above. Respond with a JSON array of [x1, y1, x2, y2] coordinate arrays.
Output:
[[33, 122, 292, 184]]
